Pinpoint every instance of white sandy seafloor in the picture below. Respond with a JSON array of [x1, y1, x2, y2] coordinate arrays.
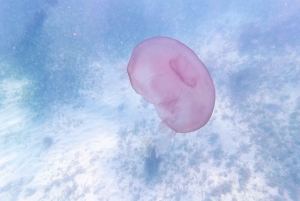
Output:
[[1, 1, 300, 201]]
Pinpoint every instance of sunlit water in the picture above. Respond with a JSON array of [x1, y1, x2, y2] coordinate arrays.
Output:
[[0, 0, 299, 200]]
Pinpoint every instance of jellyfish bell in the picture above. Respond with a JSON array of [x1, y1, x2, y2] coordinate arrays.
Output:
[[127, 36, 215, 157]]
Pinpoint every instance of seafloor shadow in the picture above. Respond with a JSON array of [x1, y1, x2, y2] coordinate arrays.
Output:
[[144, 147, 161, 182]]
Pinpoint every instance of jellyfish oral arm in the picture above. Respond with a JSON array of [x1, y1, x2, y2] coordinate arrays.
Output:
[[155, 121, 176, 158]]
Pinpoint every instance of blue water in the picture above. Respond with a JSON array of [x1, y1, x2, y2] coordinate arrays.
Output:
[[0, 0, 299, 200]]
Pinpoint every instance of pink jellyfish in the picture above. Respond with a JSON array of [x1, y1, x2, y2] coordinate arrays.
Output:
[[127, 36, 215, 157]]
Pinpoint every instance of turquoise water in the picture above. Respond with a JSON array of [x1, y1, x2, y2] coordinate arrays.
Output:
[[0, 0, 299, 200]]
